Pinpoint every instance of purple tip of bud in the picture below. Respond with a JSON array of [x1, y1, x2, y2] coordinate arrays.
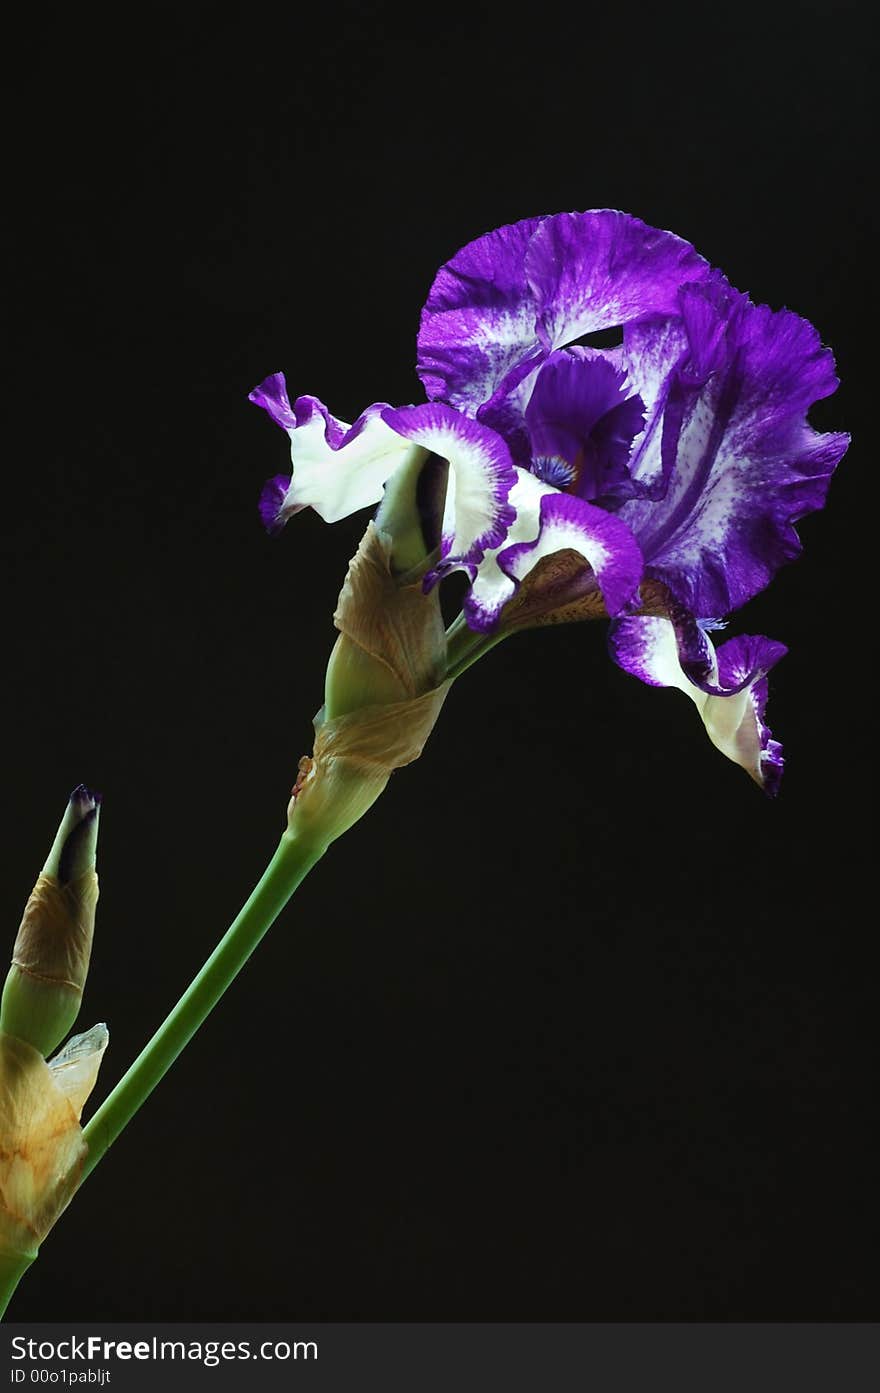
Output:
[[70, 784, 103, 807], [259, 474, 293, 535], [58, 807, 100, 884], [40, 787, 102, 883]]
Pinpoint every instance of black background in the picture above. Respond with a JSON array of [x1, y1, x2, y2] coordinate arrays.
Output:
[[5, 2, 875, 1320]]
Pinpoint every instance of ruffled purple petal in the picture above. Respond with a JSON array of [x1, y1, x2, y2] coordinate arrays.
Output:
[[249, 373, 348, 446], [619, 314, 693, 497], [417, 211, 711, 427], [249, 371, 298, 431], [609, 612, 787, 792], [258, 474, 297, 534], [618, 287, 850, 615], [381, 403, 516, 577], [417, 215, 545, 412], [476, 351, 546, 468], [526, 210, 711, 353]]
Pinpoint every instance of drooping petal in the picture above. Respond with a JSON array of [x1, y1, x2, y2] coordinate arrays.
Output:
[[526, 210, 711, 353], [618, 286, 850, 615], [524, 350, 645, 503], [608, 612, 787, 792], [381, 403, 517, 574], [705, 634, 786, 798], [417, 215, 546, 412], [250, 375, 426, 529], [461, 471, 643, 633]]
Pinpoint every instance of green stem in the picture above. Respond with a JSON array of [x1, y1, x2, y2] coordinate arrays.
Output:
[[0, 1250, 35, 1321], [80, 829, 327, 1184], [445, 631, 508, 683], [445, 611, 511, 683]]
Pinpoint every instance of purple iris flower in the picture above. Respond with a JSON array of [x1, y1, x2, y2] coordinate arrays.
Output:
[[250, 210, 848, 794]]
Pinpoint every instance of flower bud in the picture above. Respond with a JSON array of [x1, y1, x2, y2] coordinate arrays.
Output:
[[289, 522, 450, 847], [372, 450, 448, 576], [324, 451, 448, 723], [1, 787, 100, 1057]]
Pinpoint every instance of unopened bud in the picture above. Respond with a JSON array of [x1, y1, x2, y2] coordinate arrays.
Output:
[[373, 450, 448, 576], [1, 787, 101, 1057], [289, 523, 450, 846]]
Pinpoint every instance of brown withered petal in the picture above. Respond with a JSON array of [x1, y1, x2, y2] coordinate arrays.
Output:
[[333, 521, 448, 696], [500, 548, 610, 631]]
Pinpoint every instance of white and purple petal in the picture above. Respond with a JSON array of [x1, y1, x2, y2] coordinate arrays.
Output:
[[525, 210, 711, 354], [417, 210, 710, 420], [416, 215, 546, 412], [618, 313, 693, 497], [250, 374, 426, 529], [462, 472, 643, 632], [476, 351, 546, 468], [609, 613, 787, 792], [460, 469, 555, 630], [501, 492, 643, 617], [250, 375, 348, 445], [618, 289, 850, 615], [381, 403, 517, 574], [704, 633, 786, 798]]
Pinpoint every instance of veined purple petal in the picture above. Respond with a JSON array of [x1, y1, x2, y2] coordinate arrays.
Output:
[[618, 288, 850, 615], [524, 351, 646, 504], [249, 374, 426, 529], [417, 211, 711, 423], [417, 215, 546, 413], [249, 374, 348, 446], [476, 350, 546, 468], [677, 274, 735, 384], [258, 474, 297, 534], [526, 210, 711, 354], [609, 612, 787, 792], [249, 371, 298, 431], [381, 403, 517, 575], [619, 314, 692, 497]]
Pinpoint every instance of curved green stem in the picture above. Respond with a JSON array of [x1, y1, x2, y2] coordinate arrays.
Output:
[[5, 606, 498, 1321], [0, 1250, 35, 1321], [80, 829, 327, 1183], [445, 630, 508, 682]]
